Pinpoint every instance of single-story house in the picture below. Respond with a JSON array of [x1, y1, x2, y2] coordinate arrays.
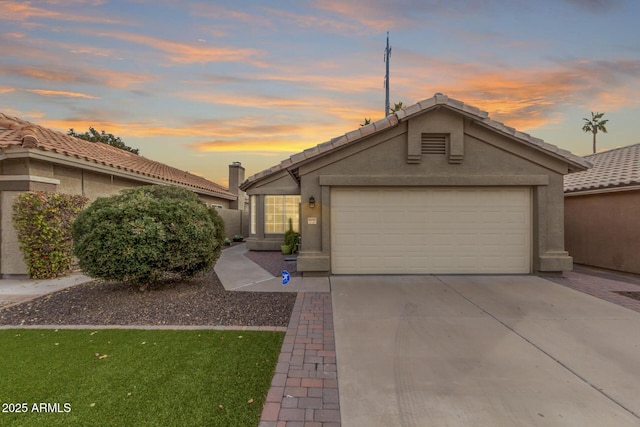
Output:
[[240, 93, 591, 276], [564, 143, 640, 274], [0, 113, 247, 278]]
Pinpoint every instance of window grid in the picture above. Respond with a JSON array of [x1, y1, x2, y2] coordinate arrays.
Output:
[[265, 195, 300, 233]]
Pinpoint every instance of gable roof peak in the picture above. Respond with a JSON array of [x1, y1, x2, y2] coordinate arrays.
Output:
[[240, 94, 590, 189]]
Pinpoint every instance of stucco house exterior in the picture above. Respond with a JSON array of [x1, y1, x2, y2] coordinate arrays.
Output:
[[0, 113, 247, 278], [564, 143, 640, 274], [240, 93, 590, 276]]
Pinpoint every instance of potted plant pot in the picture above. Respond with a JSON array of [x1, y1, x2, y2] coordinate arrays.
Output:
[[281, 244, 291, 255]]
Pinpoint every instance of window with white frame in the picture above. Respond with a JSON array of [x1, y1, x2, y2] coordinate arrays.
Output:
[[250, 195, 257, 235], [264, 195, 300, 233]]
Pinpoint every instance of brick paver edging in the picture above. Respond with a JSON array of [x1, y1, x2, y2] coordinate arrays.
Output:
[[259, 292, 341, 427]]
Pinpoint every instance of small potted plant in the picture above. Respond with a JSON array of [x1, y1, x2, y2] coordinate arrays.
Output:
[[223, 237, 231, 246], [233, 234, 244, 242], [283, 218, 300, 254]]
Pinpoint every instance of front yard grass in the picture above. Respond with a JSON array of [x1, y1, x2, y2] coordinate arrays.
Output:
[[0, 329, 283, 426]]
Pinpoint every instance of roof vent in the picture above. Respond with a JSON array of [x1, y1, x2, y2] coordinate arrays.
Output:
[[421, 134, 447, 155]]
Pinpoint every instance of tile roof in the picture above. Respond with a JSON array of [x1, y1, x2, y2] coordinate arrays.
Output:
[[240, 93, 591, 190], [0, 113, 235, 199], [564, 143, 640, 194]]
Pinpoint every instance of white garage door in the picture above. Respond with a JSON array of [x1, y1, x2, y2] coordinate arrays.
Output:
[[331, 187, 531, 274]]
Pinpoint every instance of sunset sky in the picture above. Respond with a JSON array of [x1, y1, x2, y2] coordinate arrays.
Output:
[[2, 0, 639, 186]]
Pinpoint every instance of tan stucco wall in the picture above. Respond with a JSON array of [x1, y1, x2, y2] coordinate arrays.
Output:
[[2, 158, 30, 175], [247, 108, 572, 275], [218, 208, 250, 239], [565, 190, 640, 274]]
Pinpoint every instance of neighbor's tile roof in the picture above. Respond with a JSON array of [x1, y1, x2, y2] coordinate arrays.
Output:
[[0, 113, 234, 198], [564, 143, 640, 194], [240, 93, 591, 190]]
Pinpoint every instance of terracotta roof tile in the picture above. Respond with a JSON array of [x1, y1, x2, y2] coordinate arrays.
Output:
[[0, 113, 234, 198], [564, 143, 640, 193], [239, 93, 591, 190], [345, 128, 361, 142]]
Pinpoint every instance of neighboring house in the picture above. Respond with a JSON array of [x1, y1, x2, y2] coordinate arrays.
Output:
[[564, 143, 640, 274], [0, 113, 247, 278], [240, 93, 590, 276]]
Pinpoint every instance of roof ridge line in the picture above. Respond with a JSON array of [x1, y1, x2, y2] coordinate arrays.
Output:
[[584, 142, 640, 158]]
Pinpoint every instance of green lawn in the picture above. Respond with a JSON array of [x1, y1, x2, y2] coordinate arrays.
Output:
[[0, 329, 284, 426]]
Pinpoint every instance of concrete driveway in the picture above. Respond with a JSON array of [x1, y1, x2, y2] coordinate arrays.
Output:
[[332, 275, 640, 426]]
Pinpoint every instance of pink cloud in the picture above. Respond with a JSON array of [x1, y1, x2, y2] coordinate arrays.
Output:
[[0, 0, 124, 24]]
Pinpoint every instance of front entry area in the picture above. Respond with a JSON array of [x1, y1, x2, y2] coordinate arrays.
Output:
[[331, 187, 531, 274]]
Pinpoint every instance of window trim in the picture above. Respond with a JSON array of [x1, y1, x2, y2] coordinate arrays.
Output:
[[250, 195, 257, 235]]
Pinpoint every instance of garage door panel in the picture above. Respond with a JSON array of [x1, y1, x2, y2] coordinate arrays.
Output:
[[331, 187, 531, 274]]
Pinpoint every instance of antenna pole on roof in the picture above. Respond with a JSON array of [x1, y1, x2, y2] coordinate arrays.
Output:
[[384, 31, 391, 116]]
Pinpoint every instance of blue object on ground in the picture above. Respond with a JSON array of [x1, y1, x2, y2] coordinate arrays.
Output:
[[282, 270, 290, 285]]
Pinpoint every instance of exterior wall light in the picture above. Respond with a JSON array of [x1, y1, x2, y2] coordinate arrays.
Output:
[[309, 196, 316, 208]]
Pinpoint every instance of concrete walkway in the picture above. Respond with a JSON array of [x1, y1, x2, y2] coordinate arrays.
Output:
[[0, 272, 94, 308], [215, 244, 330, 292]]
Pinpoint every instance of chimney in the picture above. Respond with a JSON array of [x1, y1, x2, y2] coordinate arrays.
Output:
[[228, 161, 245, 210]]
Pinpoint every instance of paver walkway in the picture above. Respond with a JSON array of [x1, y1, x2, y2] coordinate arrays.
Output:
[[548, 267, 640, 313], [259, 292, 341, 427]]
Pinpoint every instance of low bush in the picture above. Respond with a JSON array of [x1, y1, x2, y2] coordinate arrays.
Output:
[[284, 217, 300, 253], [13, 192, 88, 279], [207, 207, 225, 263], [72, 185, 218, 287]]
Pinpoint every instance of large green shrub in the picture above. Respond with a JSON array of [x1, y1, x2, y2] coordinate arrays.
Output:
[[13, 192, 88, 279], [72, 185, 218, 286], [207, 207, 225, 264]]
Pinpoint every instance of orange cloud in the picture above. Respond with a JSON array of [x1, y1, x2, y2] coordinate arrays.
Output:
[[26, 89, 99, 99], [190, 138, 310, 154], [94, 31, 266, 66], [259, 72, 381, 94], [389, 54, 640, 131], [187, 112, 378, 155], [0, 65, 156, 89], [181, 92, 312, 109]]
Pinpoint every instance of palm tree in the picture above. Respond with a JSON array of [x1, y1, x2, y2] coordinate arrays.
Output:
[[582, 112, 609, 154], [360, 118, 371, 127], [391, 101, 404, 112]]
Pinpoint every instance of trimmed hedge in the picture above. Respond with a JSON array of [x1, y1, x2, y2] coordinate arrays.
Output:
[[71, 185, 218, 286], [12, 192, 89, 279]]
